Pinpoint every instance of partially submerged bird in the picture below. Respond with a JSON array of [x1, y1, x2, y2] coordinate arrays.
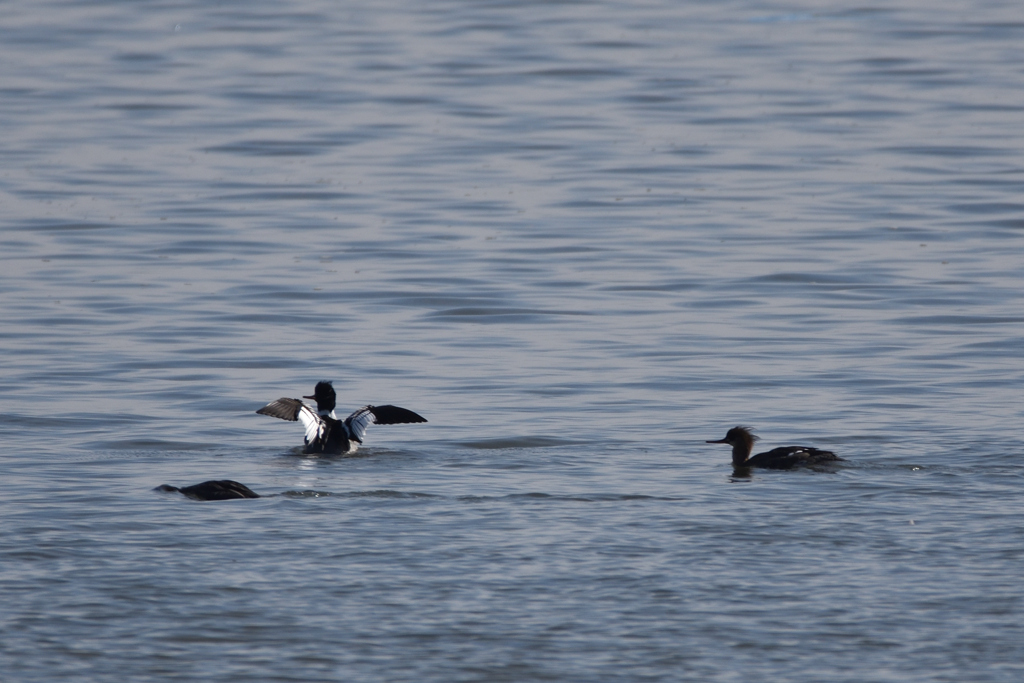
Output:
[[156, 480, 261, 501], [256, 380, 427, 454], [706, 426, 841, 470]]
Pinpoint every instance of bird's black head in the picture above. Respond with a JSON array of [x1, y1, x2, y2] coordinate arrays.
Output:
[[724, 426, 758, 446], [706, 426, 759, 463], [706, 426, 758, 446], [304, 381, 337, 413]]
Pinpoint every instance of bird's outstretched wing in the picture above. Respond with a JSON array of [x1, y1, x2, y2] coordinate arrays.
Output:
[[344, 405, 427, 443], [257, 398, 326, 446]]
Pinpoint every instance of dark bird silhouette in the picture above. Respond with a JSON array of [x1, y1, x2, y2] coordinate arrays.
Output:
[[256, 381, 427, 454], [706, 426, 842, 470], [156, 480, 261, 501]]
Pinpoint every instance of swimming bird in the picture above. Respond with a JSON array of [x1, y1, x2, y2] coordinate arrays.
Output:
[[706, 426, 841, 470], [156, 480, 261, 501], [256, 380, 427, 454]]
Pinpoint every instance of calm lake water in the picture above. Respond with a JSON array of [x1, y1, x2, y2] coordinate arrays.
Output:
[[2, 1, 1023, 681]]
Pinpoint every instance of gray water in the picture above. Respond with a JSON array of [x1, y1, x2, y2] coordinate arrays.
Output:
[[2, 1, 1023, 681]]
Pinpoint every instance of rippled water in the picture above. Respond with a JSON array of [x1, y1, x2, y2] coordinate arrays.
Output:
[[2, 1, 1024, 681]]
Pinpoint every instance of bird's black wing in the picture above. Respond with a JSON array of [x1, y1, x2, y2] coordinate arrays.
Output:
[[367, 405, 428, 425], [256, 397, 305, 421], [257, 398, 326, 446], [343, 405, 427, 443]]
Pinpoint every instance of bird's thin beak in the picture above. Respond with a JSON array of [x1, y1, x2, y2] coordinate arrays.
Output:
[[706, 438, 728, 444], [303, 394, 316, 400]]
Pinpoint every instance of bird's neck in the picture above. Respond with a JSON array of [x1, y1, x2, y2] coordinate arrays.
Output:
[[732, 442, 752, 467]]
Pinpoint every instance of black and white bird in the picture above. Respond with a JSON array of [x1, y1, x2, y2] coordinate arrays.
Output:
[[706, 426, 842, 471], [156, 480, 261, 501], [256, 381, 427, 454]]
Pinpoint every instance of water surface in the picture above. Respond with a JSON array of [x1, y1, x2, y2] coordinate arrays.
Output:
[[2, 1, 1023, 681]]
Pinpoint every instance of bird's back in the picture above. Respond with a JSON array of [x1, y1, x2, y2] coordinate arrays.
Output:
[[747, 445, 841, 470], [158, 480, 261, 500], [304, 415, 352, 454]]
